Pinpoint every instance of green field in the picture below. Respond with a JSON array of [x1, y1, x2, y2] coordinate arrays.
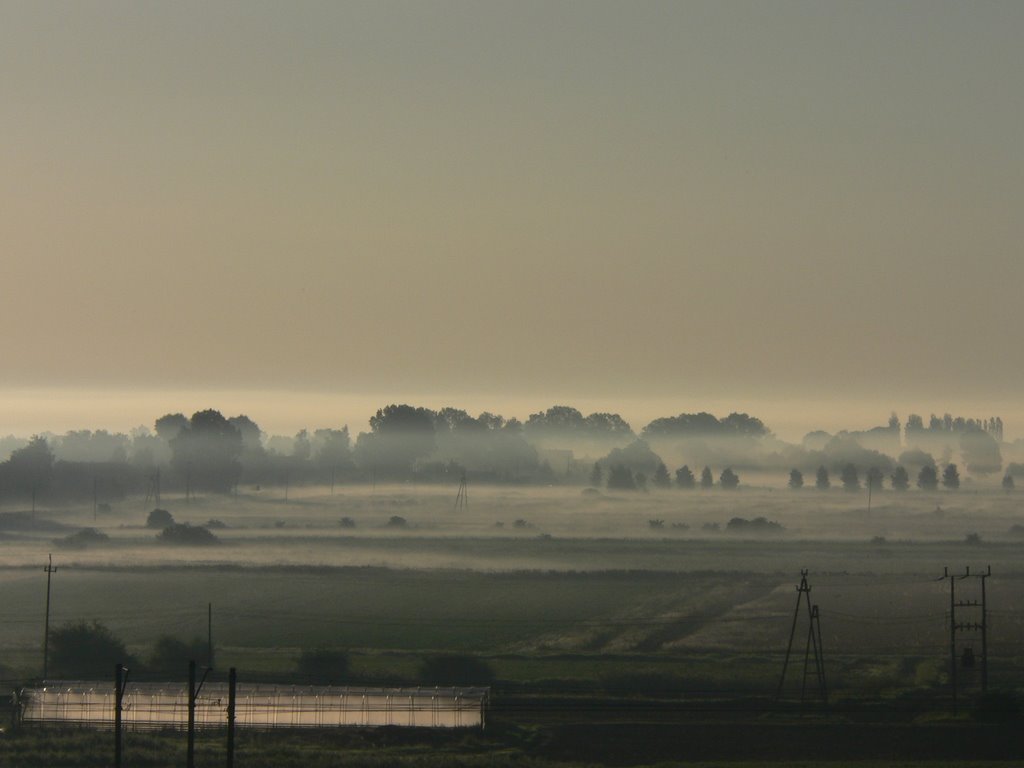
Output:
[[2, 485, 1023, 764]]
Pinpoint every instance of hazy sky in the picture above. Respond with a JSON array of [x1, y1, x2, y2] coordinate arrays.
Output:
[[2, 2, 1022, 437]]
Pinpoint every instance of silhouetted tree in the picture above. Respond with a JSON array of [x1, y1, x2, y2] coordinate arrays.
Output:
[[292, 429, 312, 461], [312, 428, 352, 470], [634, 472, 648, 492], [1003, 474, 1015, 492], [146, 508, 174, 529], [675, 465, 696, 489], [866, 466, 884, 491], [720, 468, 739, 489], [5, 435, 55, 497], [607, 464, 636, 490], [942, 463, 960, 490], [652, 462, 671, 489], [815, 465, 830, 490], [354, 404, 437, 479], [788, 469, 804, 490], [891, 466, 909, 491], [228, 415, 264, 456], [918, 465, 939, 491], [590, 462, 603, 487], [599, 440, 663, 476], [840, 464, 860, 492], [700, 466, 713, 489], [960, 429, 1002, 476], [49, 621, 133, 678], [149, 635, 208, 676], [154, 413, 189, 442], [170, 410, 242, 493]]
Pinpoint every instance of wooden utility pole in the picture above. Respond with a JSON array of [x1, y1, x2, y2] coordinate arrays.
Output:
[[43, 554, 57, 678], [777, 569, 827, 708], [208, 603, 214, 669], [941, 565, 991, 713], [226, 668, 237, 768], [114, 664, 128, 768], [188, 660, 196, 768]]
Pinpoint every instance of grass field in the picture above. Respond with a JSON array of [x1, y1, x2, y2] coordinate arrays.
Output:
[[1, 484, 1023, 764]]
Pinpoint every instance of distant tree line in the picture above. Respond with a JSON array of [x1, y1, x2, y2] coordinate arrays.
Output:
[[1, 404, 1018, 505]]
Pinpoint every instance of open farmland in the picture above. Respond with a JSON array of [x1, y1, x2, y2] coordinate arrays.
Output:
[[3, 484, 1024, 765]]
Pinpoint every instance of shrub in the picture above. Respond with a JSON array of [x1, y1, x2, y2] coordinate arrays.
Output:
[[49, 621, 133, 679], [54, 528, 110, 549], [148, 635, 209, 677], [156, 523, 220, 545], [339, 517, 356, 528], [386, 516, 408, 528], [726, 516, 784, 533], [146, 508, 174, 529]]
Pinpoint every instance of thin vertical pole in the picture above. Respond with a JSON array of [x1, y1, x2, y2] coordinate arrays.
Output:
[[208, 603, 214, 669], [114, 664, 125, 768], [188, 660, 196, 768], [43, 554, 57, 679], [981, 566, 990, 693], [813, 605, 827, 703], [949, 569, 957, 714], [226, 668, 236, 768]]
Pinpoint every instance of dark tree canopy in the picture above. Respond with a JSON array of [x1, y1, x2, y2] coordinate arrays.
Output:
[[154, 413, 189, 442], [652, 462, 671, 489], [788, 469, 804, 490], [606, 464, 636, 491], [600, 440, 663, 475], [49, 621, 133, 678], [866, 466, 884, 491], [169, 410, 243, 493], [891, 465, 910, 491], [355, 404, 437, 477], [5, 435, 54, 492], [960, 429, 1002, 476], [942, 463, 961, 490], [642, 412, 767, 439], [524, 406, 634, 443], [675, 465, 696, 489], [840, 463, 860, 492], [700, 466, 714, 489], [918, 464, 939, 491], [590, 462, 603, 487], [719, 468, 739, 489], [148, 635, 209, 676], [815, 465, 830, 490]]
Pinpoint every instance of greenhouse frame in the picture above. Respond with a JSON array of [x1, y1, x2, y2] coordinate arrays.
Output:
[[18, 682, 489, 730]]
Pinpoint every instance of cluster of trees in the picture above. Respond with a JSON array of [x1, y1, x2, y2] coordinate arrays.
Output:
[[1, 404, 1018, 505], [594, 460, 739, 491], [787, 462, 973, 492]]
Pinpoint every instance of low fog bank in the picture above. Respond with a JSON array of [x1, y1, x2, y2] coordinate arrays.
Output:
[[1, 404, 1022, 516], [2, 483, 1024, 575]]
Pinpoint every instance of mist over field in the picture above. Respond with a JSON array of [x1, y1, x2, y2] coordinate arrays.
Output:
[[4, 0, 1024, 763]]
